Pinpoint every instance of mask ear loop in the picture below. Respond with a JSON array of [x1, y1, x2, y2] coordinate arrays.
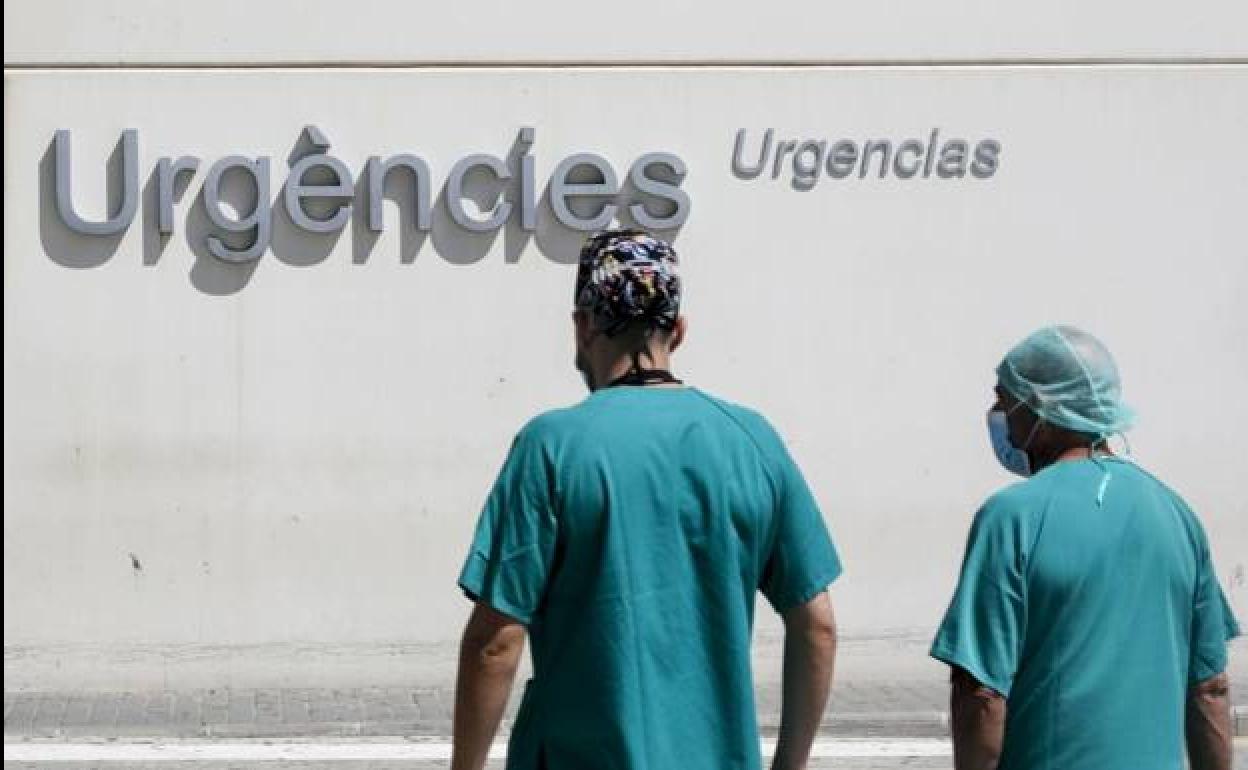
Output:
[[1019, 419, 1042, 451], [1006, 400, 1043, 476], [1008, 400, 1042, 449], [1091, 431, 1113, 506]]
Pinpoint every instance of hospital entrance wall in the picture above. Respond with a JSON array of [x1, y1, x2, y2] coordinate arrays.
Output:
[[4, 61, 1247, 690]]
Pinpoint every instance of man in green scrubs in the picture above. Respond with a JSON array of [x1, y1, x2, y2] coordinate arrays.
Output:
[[451, 230, 842, 770], [932, 325, 1240, 770]]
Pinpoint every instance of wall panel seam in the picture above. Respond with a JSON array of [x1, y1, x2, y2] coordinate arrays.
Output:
[[5, 58, 1248, 72]]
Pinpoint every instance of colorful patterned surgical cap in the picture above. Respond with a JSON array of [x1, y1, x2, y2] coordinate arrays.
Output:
[[574, 230, 682, 337]]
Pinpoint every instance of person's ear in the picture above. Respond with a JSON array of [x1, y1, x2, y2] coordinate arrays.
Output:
[[669, 316, 688, 353], [1006, 402, 1038, 447], [573, 309, 593, 349]]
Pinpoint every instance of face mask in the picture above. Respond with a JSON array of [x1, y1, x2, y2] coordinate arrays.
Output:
[[987, 406, 1040, 477]]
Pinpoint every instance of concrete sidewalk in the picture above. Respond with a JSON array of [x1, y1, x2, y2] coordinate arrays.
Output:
[[6, 678, 1247, 742], [7, 634, 1246, 742], [3, 680, 952, 741]]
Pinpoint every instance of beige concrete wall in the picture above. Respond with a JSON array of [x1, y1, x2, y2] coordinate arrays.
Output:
[[5, 0, 1248, 64], [4, 2, 1246, 691]]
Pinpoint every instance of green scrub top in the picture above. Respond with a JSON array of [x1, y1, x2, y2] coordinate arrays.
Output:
[[932, 457, 1240, 770], [459, 386, 842, 770]]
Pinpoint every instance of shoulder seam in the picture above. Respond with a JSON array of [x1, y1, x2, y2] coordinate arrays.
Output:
[[689, 390, 783, 500]]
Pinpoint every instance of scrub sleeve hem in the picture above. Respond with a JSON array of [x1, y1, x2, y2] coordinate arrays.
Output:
[[456, 574, 537, 626], [929, 643, 1012, 697], [1189, 658, 1229, 687], [1189, 617, 1242, 685], [770, 565, 844, 614]]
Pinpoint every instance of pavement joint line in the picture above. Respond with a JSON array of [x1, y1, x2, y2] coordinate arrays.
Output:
[[8, 708, 1246, 738], [5, 691, 1243, 743], [2, 739, 956, 762]]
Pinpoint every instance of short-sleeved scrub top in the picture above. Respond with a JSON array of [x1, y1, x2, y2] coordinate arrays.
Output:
[[932, 456, 1240, 770], [459, 386, 842, 770]]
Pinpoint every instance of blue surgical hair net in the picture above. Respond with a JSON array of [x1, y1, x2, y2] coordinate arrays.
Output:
[[996, 325, 1136, 439]]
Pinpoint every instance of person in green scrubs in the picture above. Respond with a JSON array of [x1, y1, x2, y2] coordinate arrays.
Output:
[[450, 230, 842, 770], [932, 325, 1240, 770]]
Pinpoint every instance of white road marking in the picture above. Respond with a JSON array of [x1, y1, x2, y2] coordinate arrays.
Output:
[[4, 739, 953, 762]]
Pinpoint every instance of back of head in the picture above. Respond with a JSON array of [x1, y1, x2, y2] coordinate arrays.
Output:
[[574, 229, 681, 339], [996, 325, 1136, 440]]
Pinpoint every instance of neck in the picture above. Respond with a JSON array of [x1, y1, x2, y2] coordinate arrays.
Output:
[[594, 349, 678, 389], [1033, 444, 1114, 472]]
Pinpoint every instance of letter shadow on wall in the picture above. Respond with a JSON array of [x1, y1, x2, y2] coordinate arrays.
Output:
[[353, 131, 532, 266], [501, 134, 534, 264], [141, 166, 194, 267], [429, 130, 536, 266], [617, 167, 685, 251], [429, 170, 501, 266], [41, 126, 685, 293], [188, 129, 349, 295], [185, 175, 262, 296], [534, 165, 685, 265], [428, 130, 529, 266], [269, 172, 347, 269], [38, 139, 126, 269], [350, 162, 427, 265], [270, 128, 347, 268]]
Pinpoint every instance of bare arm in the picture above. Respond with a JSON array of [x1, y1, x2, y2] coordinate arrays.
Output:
[[450, 603, 527, 770], [1187, 672, 1233, 770], [771, 591, 837, 770], [950, 667, 1006, 770]]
